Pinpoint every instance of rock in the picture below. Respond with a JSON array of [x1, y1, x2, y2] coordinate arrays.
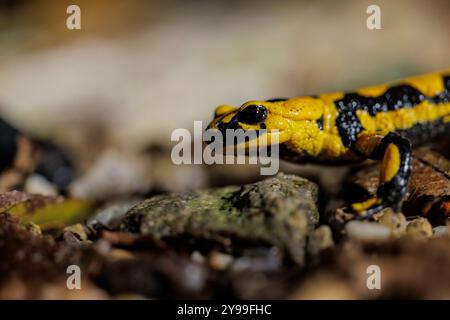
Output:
[[208, 251, 234, 270], [327, 236, 450, 299], [345, 221, 391, 242], [230, 247, 283, 273], [70, 150, 151, 201], [146, 144, 208, 193], [25, 222, 42, 236], [307, 225, 334, 256], [290, 272, 357, 300], [24, 174, 58, 196], [36, 281, 109, 300], [87, 198, 142, 230], [113, 293, 148, 300], [191, 251, 206, 264], [63, 223, 89, 241], [406, 218, 433, 239], [121, 174, 319, 265], [378, 209, 407, 237], [433, 226, 449, 238]]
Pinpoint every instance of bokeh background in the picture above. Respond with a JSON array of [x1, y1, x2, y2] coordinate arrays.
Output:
[[1, 0, 450, 301], [0, 0, 448, 189]]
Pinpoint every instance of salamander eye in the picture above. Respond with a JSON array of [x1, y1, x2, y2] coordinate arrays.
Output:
[[237, 104, 268, 124]]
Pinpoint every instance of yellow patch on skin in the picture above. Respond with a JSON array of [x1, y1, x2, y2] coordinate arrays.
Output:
[[356, 84, 389, 97], [274, 94, 349, 161], [264, 113, 292, 132], [356, 71, 447, 98], [404, 73, 444, 97], [380, 144, 401, 183], [317, 98, 349, 160], [356, 110, 377, 133], [321, 101, 338, 132], [320, 134, 349, 160], [287, 120, 325, 157], [215, 105, 236, 117], [279, 97, 324, 121], [352, 197, 380, 213], [319, 92, 344, 105], [357, 102, 450, 135], [221, 112, 236, 124], [238, 122, 259, 131]]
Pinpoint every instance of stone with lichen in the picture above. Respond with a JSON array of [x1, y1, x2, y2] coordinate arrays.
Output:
[[121, 173, 319, 265]]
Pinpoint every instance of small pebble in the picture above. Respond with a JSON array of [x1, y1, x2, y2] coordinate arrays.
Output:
[[114, 293, 148, 300], [24, 174, 58, 196], [70, 150, 150, 201], [432, 225, 449, 238], [378, 209, 407, 237], [63, 223, 88, 241], [87, 198, 141, 230], [307, 225, 334, 255], [25, 222, 42, 236], [191, 251, 206, 264], [109, 249, 134, 261], [208, 251, 234, 270], [345, 221, 391, 242], [406, 218, 433, 239]]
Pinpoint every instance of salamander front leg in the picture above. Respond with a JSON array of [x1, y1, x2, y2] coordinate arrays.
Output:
[[351, 132, 412, 219]]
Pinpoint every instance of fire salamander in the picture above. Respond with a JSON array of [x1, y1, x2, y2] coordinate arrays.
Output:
[[207, 71, 450, 219]]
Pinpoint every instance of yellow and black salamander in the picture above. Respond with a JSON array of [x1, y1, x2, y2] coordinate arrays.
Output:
[[207, 71, 450, 219]]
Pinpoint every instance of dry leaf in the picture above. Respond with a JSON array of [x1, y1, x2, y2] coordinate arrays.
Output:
[[0, 190, 92, 230]]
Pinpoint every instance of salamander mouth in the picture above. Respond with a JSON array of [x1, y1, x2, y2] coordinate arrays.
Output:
[[205, 123, 285, 153], [205, 113, 261, 147]]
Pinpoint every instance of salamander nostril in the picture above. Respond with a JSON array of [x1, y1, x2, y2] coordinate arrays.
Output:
[[237, 104, 268, 124]]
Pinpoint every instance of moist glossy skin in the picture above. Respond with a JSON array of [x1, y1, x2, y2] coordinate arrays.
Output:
[[207, 71, 450, 218]]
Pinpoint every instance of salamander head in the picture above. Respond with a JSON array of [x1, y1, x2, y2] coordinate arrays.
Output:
[[206, 97, 324, 151]]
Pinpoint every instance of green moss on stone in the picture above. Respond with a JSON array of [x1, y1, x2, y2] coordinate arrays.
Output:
[[121, 174, 319, 265]]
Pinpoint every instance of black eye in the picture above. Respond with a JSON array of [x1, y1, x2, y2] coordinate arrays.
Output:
[[237, 104, 268, 124]]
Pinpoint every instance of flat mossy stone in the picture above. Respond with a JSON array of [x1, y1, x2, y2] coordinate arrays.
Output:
[[121, 174, 319, 264]]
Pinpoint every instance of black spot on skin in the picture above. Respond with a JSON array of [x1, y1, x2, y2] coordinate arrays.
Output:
[[432, 75, 450, 104], [335, 100, 363, 148]]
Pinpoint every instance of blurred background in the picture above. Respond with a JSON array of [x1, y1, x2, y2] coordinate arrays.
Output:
[[0, 0, 448, 193], [1, 1, 450, 300]]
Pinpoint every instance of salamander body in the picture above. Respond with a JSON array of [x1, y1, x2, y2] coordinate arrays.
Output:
[[207, 71, 450, 218]]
